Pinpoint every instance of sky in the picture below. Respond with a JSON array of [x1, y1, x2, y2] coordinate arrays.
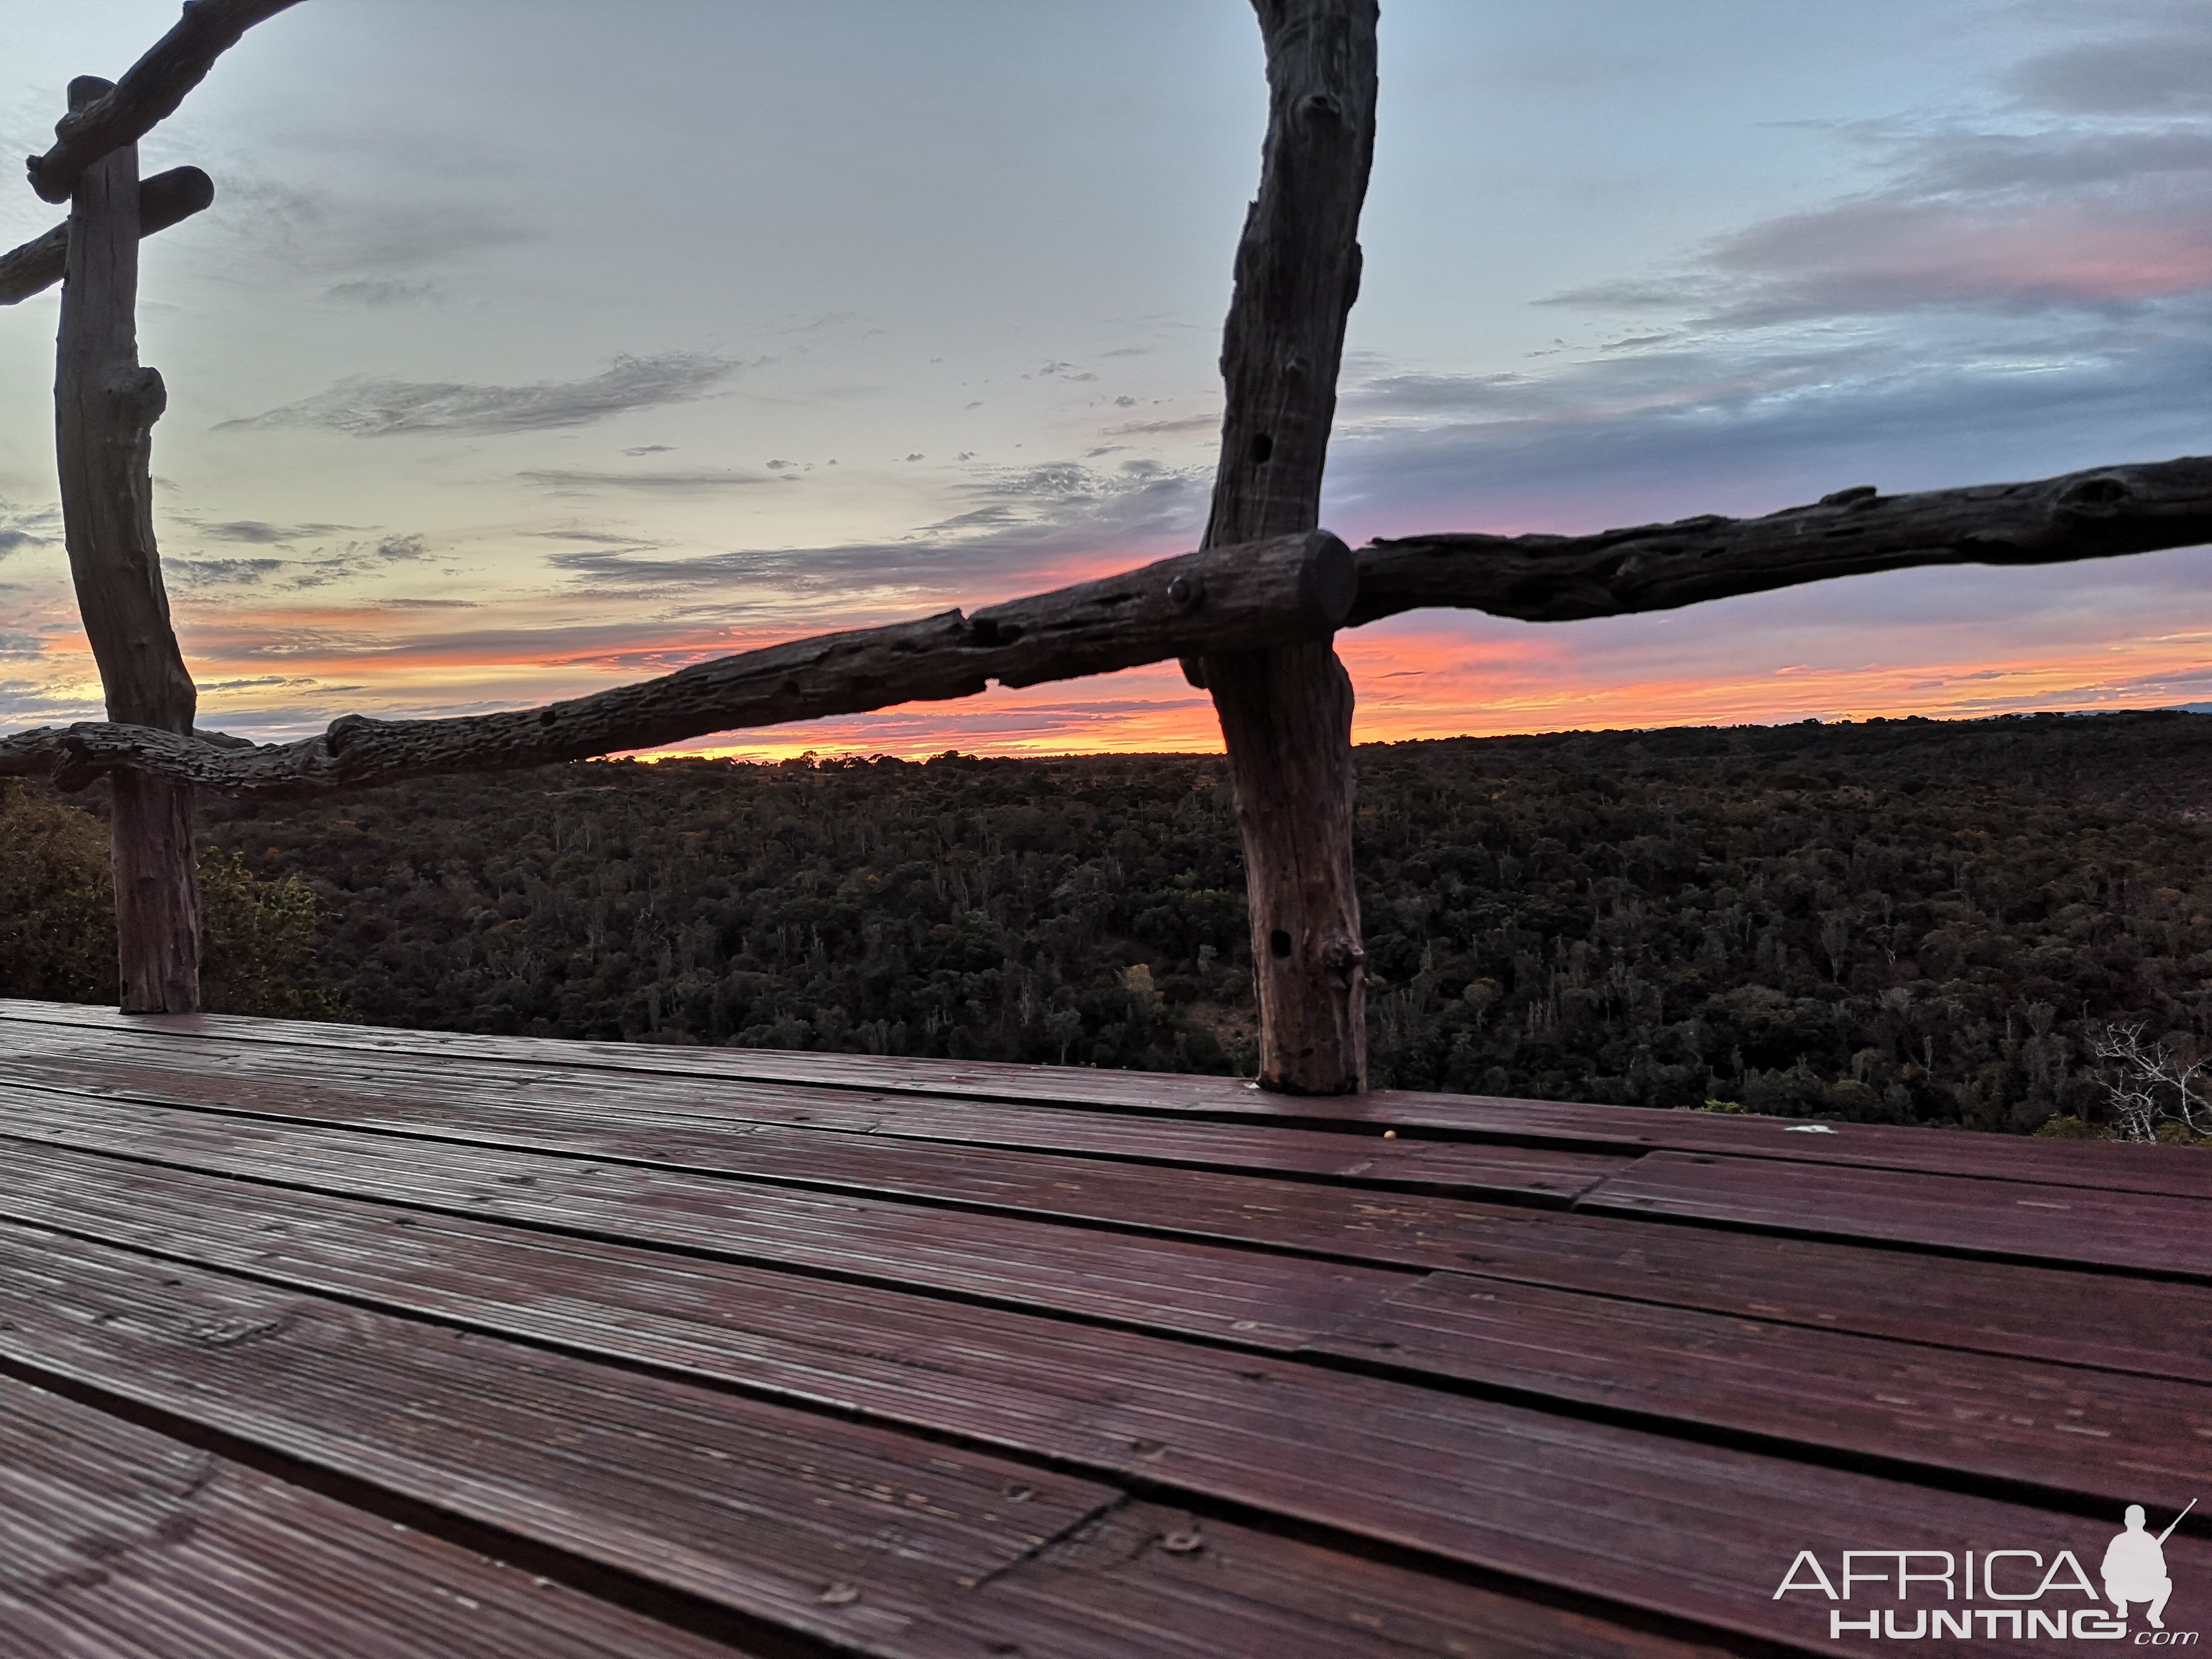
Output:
[[2, 0, 2210, 759]]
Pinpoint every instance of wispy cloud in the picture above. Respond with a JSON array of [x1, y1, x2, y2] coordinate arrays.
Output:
[[323, 279, 439, 308], [546, 458, 1205, 616], [220, 352, 741, 438], [518, 467, 782, 494], [180, 517, 358, 545], [170, 532, 433, 591], [1545, 13, 2212, 329], [0, 502, 60, 559], [171, 556, 287, 588]]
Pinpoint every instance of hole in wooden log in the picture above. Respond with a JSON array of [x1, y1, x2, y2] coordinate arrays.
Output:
[[1269, 928, 1292, 959], [536, 709, 556, 726], [968, 618, 1023, 648], [779, 680, 802, 697], [1249, 431, 1273, 464]]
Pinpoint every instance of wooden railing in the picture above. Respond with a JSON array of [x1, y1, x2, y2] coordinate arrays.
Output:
[[7, 0, 2212, 1094]]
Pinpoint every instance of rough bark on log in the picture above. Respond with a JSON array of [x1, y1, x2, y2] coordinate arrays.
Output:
[[1353, 457, 2212, 624], [1196, 0, 1379, 1097], [0, 531, 1355, 799], [55, 79, 201, 1013], [27, 1, 303, 203], [0, 168, 215, 306]]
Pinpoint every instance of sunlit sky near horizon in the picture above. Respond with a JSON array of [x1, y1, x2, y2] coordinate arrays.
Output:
[[3, 0, 2211, 759]]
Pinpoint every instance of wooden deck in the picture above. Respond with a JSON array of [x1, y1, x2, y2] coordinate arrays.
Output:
[[0, 997, 2205, 1657]]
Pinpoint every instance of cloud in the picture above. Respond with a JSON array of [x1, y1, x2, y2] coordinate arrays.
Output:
[[518, 467, 781, 495], [183, 518, 357, 544], [0, 502, 60, 559], [324, 279, 438, 308], [221, 352, 741, 437], [1103, 413, 1219, 437], [1318, 11, 2212, 556], [170, 533, 432, 592], [545, 458, 1205, 613], [1541, 14, 2212, 329], [1323, 293, 2212, 547], [2008, 29, 2212, 117], [172, 556, 287, 588]]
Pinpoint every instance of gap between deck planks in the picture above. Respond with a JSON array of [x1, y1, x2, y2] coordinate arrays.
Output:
[[0, 1216, 2184, 1658], [7, 997, 2209, 1198]]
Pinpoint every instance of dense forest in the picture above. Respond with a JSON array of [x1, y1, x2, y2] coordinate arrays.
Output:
[[12, 709, 2212, 1137]]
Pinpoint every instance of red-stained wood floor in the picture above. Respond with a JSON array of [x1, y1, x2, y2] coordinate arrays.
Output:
[[0, 996, 2204, 1658]]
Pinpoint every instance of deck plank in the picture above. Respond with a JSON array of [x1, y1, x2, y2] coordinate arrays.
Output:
[[9, 997, 2205, 1197], [961, 1501, 1735, 1659], [0, 1101, 1407, 1347], [0, 1375, 751, 1659], [1581, 1150, 2212, 1276], [0, 1220, 1138, 1656], [10, 1081, 2209, 1386], [0, 1061, 1623, 1259], [0, 1019, 1616, 1201], [2, 1147, 2203, 1520], [0, 1219, 2179, 1656]]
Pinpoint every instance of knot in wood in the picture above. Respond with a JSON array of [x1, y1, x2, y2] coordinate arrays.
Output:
[[107, 365, 167, 428], [323, 714, 374, 757], [2059, 475, 2130, 514], [1165, 574, 1205, 610], [1296, 91, 1345, 129], [1321, 936, 1365, 975]]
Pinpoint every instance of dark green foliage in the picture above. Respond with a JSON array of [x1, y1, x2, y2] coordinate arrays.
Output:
[[199, 753, 1243, 1075], [150, 707, 2212, 1132], [0, 780, 338, 1015]]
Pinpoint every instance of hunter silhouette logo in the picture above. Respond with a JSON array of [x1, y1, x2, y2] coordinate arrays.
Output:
[[2107, 1502, 2192, 1632], [1773, 1500, 2198, 1643]]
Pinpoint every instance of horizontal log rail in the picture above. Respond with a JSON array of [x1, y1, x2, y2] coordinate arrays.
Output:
[[0, 167, 214, 305], [4, 453, 2209, 799], [0, 530, 1356, 798], [25, 0, 302, 204], [1353, 454, 2212, 624]]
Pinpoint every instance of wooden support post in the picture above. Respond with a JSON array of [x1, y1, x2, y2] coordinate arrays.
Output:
[[1197, 0, 1378, 1094], [54, 75, 201, 1012]]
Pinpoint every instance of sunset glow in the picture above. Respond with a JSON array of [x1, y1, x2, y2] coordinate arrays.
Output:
[[3, 1, 2208, 761]]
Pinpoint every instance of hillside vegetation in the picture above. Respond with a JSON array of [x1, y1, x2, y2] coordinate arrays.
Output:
[[13, 709, 2212, 1134]]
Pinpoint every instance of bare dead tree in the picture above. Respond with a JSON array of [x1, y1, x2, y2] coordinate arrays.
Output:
[[2087, 1022, 2212, 1142]]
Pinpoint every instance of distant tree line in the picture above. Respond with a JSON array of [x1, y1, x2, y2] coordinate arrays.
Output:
[[12, 709, 2212, 1136]]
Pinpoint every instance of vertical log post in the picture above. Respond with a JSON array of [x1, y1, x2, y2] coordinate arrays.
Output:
[[1197, 0, 1377, 1094], [54, 75, 201, 1012]]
